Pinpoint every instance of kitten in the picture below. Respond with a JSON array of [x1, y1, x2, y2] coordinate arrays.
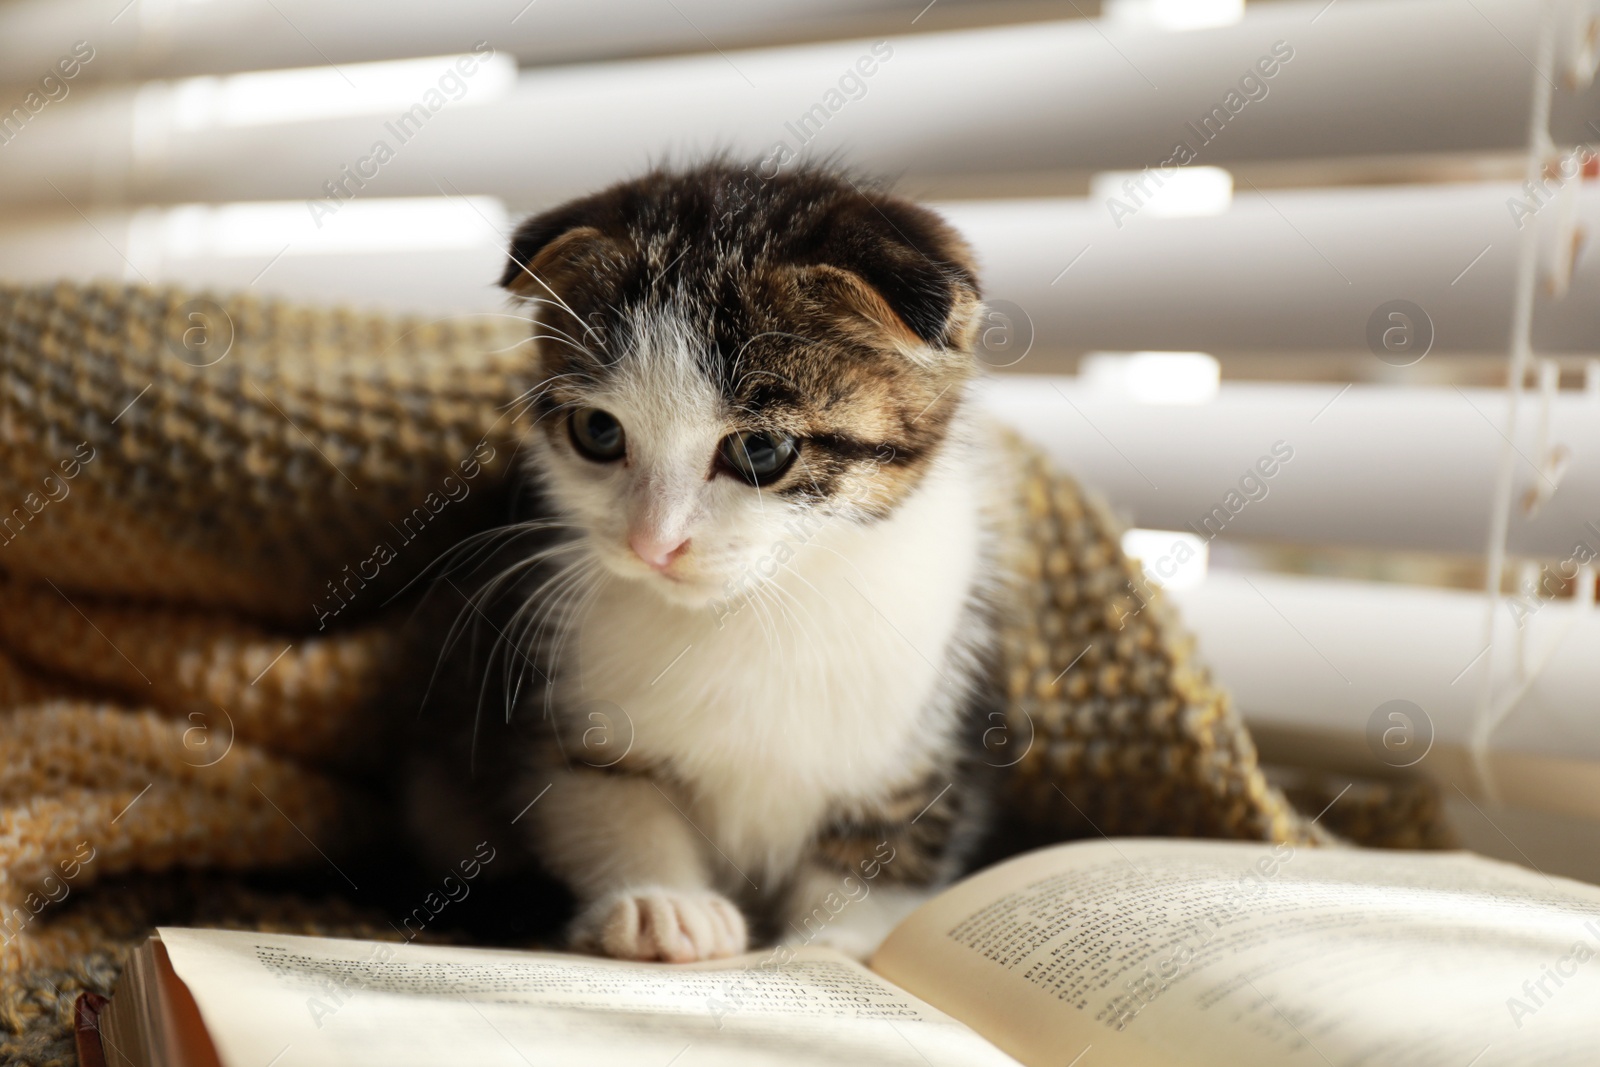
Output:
[[415, 161, 1008, 963]]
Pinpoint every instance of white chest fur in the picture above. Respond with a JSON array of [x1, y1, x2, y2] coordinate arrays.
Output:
[[561, 443, 983, 886]]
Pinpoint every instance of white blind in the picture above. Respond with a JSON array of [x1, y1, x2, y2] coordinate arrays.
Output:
[[2, 0, 1598, 875]]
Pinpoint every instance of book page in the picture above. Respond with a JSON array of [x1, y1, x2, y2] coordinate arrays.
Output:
[[157, 927, 1023, 1067], [872, 839, 1600, 1067]]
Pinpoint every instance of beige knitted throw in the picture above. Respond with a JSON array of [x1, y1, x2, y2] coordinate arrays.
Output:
[[0, 282, 1444, 1065]]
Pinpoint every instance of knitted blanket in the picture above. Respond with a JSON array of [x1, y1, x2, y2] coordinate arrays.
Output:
[[0, 283, 1446, 1065]]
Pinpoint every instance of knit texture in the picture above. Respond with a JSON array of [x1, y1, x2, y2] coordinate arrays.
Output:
[[0, 282, 1444, 1063]]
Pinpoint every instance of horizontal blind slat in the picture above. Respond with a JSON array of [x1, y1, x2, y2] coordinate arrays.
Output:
[[985, 378, 1600, 556], [3, 0, 1596, 210], [1173, 571, 1600, 779], [2, 183, 1590, 354], [941, 183, 1599, 355], [0, 0, 999, 82]]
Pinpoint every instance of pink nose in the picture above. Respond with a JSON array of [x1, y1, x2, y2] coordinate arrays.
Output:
[[629, 532, 690, 572]]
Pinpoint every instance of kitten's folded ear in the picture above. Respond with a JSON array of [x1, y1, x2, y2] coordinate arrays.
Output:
[[498, 206, 627, 302], [805, 195, 983, 352]]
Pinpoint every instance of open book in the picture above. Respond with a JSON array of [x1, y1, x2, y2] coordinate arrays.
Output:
[[87, 839, 1600, 1067]]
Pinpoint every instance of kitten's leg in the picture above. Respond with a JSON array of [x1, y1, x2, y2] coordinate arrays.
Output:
[[528, 770, 747, 962], [782, 767, 982, 960], [779, 862, 937, 962]]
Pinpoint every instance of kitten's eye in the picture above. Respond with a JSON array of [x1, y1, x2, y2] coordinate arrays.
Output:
[[719, 430, 799, 486], [569, 407, 626, 462]]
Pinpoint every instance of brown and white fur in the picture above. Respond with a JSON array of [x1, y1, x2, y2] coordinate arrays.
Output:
[[412, 162, 1007, 963]]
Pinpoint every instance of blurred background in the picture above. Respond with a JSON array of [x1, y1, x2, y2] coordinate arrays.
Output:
[[1, 0, 1598, 876]]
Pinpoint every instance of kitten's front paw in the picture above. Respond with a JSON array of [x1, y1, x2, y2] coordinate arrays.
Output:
[[569, 888, 747, 963]]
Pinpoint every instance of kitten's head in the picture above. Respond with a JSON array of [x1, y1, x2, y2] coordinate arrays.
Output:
[[500, 162, 983, 607]]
